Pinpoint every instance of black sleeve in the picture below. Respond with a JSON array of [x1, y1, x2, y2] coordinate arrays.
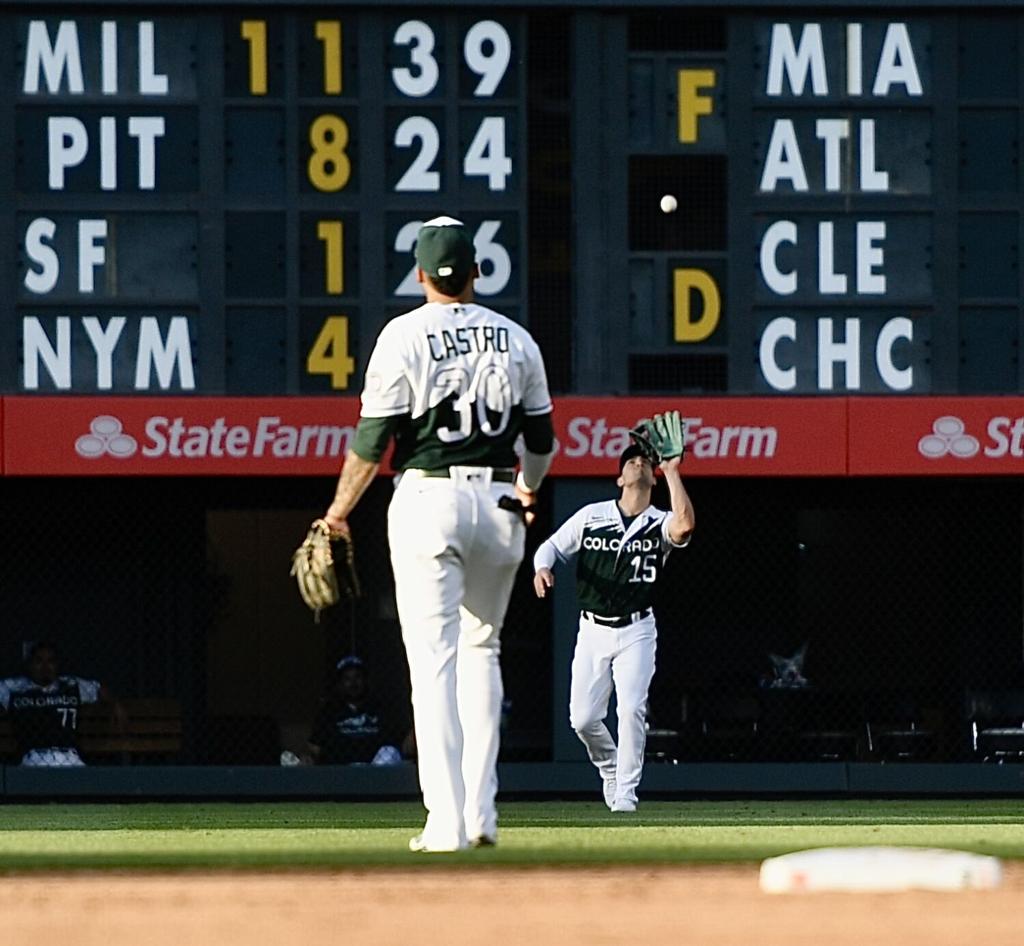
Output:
[[352, 415, 403, 462], [522, 412, 555, 455]]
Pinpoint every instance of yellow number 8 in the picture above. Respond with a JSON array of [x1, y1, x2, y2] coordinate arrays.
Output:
[[308, 115, 351, 192]]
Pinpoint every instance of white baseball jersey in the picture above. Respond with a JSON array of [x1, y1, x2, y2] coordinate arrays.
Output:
[[362, 297, 553, 851], [360, 301, 552, 470], [535, 499, 688, 811], [535, 500, 688, 617]]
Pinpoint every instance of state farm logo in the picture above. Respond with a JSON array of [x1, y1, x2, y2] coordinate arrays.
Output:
[[73, 414, 354, 461], [75, 416, 138, 459], [918, 416, 979, 459]]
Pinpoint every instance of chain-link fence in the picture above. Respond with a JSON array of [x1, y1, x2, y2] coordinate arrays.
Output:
[[0, 474, 1021, 769]]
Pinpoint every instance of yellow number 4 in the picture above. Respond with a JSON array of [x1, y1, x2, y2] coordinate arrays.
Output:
[[307, 316, 355, 388]]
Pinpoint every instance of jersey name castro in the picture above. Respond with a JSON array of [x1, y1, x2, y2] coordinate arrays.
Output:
[[548, 501, 687, 617], [360, 302, 552, 470]]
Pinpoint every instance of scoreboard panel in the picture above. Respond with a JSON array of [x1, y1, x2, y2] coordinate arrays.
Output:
[[7, 11, 526, 393], [617, 10, 1020, 397], [3, 6, 1024, 398]]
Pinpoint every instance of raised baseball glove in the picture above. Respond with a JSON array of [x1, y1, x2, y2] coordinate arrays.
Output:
[[290, 519, 361, 622], [629, 410, 686, 465], [628, 417, 663, 464], [650, 410, 686, 461]]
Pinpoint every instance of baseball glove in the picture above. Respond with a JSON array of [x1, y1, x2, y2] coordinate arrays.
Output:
[[628, 417, 663, 464], [629, 411, 686, 465], [290, 519, 361, 622], [650, 410, 686, 461]]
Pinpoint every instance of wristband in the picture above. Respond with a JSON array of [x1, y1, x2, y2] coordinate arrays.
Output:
[[516, 471, 536, 494]]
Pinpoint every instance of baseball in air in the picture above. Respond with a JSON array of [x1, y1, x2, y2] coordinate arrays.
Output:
[[659, 194, 678, 214]]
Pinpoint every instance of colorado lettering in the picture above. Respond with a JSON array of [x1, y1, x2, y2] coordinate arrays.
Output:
[[582, 536, 659, 553], [426, 326, 510, 362], [12, 694, 79, 709]]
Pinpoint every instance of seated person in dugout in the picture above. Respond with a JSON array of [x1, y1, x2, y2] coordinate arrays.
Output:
[[0, 641, 124, 767], [305, 656, 413, 766]]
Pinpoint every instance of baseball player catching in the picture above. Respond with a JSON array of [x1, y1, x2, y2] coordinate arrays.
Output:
[[321, 216, 555, 852], [533, 413, 694, 812]]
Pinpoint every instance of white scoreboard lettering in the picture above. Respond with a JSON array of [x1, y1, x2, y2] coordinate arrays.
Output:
[[753, 19, 932, 393], [17, 16, 197, 392]]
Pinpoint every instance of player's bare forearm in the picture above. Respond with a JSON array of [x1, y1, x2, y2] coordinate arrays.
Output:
[[324, 450, 379, 532], [661, 457, 695, 544], [533, 566, 554, 598]]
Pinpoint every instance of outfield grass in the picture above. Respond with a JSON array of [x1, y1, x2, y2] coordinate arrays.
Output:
[[0, 800, 1023, 870]]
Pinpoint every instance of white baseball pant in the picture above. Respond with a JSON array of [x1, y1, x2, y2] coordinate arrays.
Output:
[[569, 612, 657, 806], [389, 467, 525, 850]]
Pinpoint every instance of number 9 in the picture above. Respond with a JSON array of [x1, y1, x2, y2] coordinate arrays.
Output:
[[464, 20, 511, 97]]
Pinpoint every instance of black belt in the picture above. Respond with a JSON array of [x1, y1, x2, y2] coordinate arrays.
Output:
[[421, 468, 515, 483], [581, 608, 652, 628]]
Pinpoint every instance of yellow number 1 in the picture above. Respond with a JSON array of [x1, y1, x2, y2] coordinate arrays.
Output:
[[317, 221, 344, 294], [315, 21, 342, 94], [240, 20, 267, 96], [307, 316, 355, 389]]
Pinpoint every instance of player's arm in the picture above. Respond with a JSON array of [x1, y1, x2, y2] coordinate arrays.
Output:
[[518, 412, 555, 494], [325, 323, 410, 533], [517, 337, 557, 501], [660, 456, 695, 546], [532, 508, 586, 597], [324, 403, 406, 533]]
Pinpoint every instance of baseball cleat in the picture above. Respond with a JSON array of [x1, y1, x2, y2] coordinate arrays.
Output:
[[408, 834, 465, 853], [470, 835, 497, 848], [602, 776, 618, 809], [610, 800, 637, 813]]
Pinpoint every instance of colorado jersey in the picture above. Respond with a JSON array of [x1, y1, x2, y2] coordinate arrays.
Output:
[[0, 676, 100, 754], [310, 698, 396, 765], [535, 501, 689, 616], [360, 301, 552, 470]]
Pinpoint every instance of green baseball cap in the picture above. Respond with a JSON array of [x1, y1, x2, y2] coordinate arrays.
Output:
[[415, 216, 475, 284]]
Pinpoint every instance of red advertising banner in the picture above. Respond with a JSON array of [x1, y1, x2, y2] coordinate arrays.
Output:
[[8, 395, 1024, 477], [1, 396, 848, 477], [548, 398, 847, 476], [848, 397, 1024, 475], [3, 398, 359, 476]]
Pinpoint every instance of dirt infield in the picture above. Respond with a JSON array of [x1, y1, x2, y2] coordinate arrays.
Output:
[[3, 865, 1022, 946]]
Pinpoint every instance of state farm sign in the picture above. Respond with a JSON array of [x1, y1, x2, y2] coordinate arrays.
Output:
[[849, 398, 1024, 474], [548, 398, 842, 475], [5, 398, 357, 475], [3, 396, 846, 476]]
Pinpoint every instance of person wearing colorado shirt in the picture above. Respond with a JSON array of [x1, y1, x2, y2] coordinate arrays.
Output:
[[533, 441, 694, 813], [0, 641, 117, 766]]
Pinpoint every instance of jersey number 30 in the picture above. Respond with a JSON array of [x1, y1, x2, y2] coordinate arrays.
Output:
[[430, 364, 512, 442]]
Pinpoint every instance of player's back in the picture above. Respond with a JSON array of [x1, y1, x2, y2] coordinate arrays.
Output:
[[367, 300, 551, 471]]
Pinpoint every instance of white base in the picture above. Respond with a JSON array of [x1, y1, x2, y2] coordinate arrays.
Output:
[[759, 846, 1002, 894]]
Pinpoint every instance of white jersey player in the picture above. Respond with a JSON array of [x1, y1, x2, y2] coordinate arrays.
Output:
[[533, 444, 694, 811], [322, 216, 555, 852]]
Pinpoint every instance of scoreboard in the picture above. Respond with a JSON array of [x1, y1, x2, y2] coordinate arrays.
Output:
[[3, 6, 1022, 397], [5, 10, 525, 393]]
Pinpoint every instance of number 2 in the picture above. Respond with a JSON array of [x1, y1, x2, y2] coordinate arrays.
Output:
[[393, 219, 511, 296]]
